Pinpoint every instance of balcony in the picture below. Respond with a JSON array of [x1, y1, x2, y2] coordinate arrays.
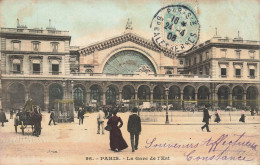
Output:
[[49, 71, 61, 75], [10, 71, 23, 74], [32, 71, 42, 75], [248, 76, 256, 79]]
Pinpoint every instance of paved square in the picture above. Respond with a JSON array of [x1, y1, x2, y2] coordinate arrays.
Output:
[[0, 111, 259, 165]]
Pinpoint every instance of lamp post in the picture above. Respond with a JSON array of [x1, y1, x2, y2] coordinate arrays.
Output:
[[165, 87, 169, 124]]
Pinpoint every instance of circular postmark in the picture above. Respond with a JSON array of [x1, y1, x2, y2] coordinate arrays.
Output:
[[150, 5, 199, 54]]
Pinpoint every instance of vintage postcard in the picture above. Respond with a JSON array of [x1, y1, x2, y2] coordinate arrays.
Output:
[[0, 0, 259, 165]]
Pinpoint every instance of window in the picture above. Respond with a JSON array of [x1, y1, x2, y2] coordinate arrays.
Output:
[[179, 60, 183, 65], [12, 59, 21, 74], [235, 50, 241, 59], [250, 69, 255, 77], [166, 70, 172, 74], [33, 63, 40, 74], [189, 59, 191, 66], [221, 68, 226, 77], [235, 69, 241, 77], [32, 42, 40, 51], [12, 41, 21, 51], [51, 42, 59, 52], [13, 64, 21, 73], [52, 64, 59, 75]]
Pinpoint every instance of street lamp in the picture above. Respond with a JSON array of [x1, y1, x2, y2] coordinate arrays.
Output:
[[165, 87, 169, 124]]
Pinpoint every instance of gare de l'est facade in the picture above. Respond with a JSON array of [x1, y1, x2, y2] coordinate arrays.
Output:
[[0, 24, 259, 111]]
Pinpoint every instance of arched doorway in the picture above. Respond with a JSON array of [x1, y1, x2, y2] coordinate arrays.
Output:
[[232, 86, 244, 109], [49, 84, 63, 109], [29, 83, 44, 110], [73, 85, 85, 107], [218, 86, 229, 109], [106, 85, 118, 105], [183, 86, 195, 100], [9, 83, 25, 109], [122, 85, 135, 100], [198, 86, 210, 106], [153, 85, 164, 106], [169, 85, 181, 110], [122, 85, 135, 110], [138, 85, 150, 103], [247, 86, 258, 109], [90, 85, 102, 105]]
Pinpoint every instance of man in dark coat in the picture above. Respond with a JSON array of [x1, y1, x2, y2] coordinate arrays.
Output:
[[201, 104, 211, 132], [0, 109, 6, 127], [49, 110, 56, 125], [127, 107, 141, 152]]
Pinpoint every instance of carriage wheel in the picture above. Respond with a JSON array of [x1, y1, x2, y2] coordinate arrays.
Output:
[[15, 125, 17, 133], [22, 128, 24, 135]]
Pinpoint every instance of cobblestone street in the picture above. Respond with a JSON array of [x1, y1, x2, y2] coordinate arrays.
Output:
[[0, 111, 259, 165]]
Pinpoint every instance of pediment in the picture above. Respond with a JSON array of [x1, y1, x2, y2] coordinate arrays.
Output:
[[78, 32, 175, 58]]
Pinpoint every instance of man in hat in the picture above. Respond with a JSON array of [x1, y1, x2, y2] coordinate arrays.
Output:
[[201, 104, 211, 132], [0, 109, 7, 127], [97, 107, 105, 134], [49, 109, 56, 125], [127, 107, 141, 152]]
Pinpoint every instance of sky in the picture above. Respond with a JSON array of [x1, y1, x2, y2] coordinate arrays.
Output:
[[0, 0, 259, 47]]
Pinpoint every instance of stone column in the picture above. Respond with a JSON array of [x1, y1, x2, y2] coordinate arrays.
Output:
[[135, 91, 138, 106], [150, 91, 153, 104], [86, 91, 91, 105], [119, 91, 122, 103], [195, 93, 198, 106], [102, 92, 106, 105], [229, 93, 232, 106], [180, 92, 184, 109], [243, 92, 246, 106], [44, 90, 49, 111]]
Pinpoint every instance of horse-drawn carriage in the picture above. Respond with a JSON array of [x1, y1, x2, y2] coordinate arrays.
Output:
[[14, 99, 42, 136]]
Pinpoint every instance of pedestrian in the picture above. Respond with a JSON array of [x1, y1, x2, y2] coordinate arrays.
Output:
[[127, 107, 141, 152], [201, 104, 211, 132], [250, 108, 255, 116], [256, 107, 259, 115], [32, 107, 42, 137], [78, 107, 84, 125], [49, 109, 56, 125], [214, 109, 221, 123], [0, 109, 7, 127], [10, 108, 14, 119], [97, 107, 105, 134], [104, 108, 108, 119], [239, 110, 245, 123], [107, 109, 128, 152]]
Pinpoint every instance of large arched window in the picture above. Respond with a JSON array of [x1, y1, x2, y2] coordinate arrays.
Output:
[[103, 50, 156, 74]]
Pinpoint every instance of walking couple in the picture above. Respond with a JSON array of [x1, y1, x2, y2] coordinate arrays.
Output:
[[104, 107, 141, 152]]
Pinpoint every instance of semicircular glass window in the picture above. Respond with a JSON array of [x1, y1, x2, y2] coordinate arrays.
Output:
[[103, 50, 156, 74]]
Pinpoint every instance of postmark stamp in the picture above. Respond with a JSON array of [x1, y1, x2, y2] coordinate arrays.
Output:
[[150, 4, 200, 54]]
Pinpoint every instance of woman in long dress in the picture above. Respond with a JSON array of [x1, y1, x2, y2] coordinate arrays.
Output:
[[239, 110, 245, 123], [107, 110, 128, 151], [214, 109, 221, 123]]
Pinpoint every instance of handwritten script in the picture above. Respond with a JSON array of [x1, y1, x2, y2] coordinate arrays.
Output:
[[145, 132, 258, 162]]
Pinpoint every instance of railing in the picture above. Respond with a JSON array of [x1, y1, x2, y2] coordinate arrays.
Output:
[[32, 71, 42, 75], [10, 71, 23, 74], [49, 71, 62, 75], [0, 27, 69, 35]]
